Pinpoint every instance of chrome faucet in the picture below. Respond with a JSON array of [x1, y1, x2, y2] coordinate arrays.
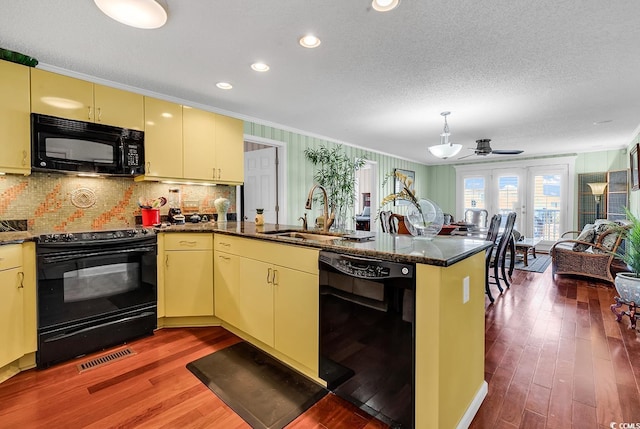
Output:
[[298, 213, 308, 231], [305, 184, 334, 232]]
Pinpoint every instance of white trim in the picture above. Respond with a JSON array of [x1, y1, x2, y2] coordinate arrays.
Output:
[[453, 155, 578, 173], [243, 135, 288, 225], [456, 381, 488, 429]]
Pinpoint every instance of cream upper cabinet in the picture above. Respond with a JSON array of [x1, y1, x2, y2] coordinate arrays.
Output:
[[93, 84, 144, 130], [214, 114, 244, 184], [183, 106, 216, 181], [0, 245, 25, 368], [0, 60, 30, 175], [30, 69, 143, 129], [162, 234, 213, 317], [143, 97, 183, 179], [182, 107, 244, 184]]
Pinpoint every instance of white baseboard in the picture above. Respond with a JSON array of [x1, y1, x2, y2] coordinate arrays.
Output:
[[456, 381, 488, 429]]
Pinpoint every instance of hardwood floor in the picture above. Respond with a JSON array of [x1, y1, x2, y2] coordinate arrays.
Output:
[[0, 266, 639, 428]]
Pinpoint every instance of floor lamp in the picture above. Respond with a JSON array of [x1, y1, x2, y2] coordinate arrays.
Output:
[[587, 182, 608, 220]]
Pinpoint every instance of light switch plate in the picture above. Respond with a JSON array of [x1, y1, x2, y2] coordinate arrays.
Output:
[[463, 276, 470, 303]]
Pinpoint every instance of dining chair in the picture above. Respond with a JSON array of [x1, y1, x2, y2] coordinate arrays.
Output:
[[389, 214, 411, 234], [379, 210, 393, 232], [484, 213, 502, 303], [464, 208, 489, 229], [489, 212, 517, 296]]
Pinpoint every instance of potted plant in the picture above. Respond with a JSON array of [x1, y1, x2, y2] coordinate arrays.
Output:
[[304, 145, 365, 230], [378, 170, 443, 238], [612, 208, 640, 330]]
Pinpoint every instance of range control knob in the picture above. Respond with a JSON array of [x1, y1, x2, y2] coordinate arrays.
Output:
[[114, 231, 124, 238], [127, 230, 137, 237]]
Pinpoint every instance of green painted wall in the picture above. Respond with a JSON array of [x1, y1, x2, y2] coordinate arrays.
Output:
[[244, 122, 429, 229], [244, 120, 635, 228]]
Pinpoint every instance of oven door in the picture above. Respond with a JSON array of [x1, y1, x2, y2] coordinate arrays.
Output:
[[37, 243, 157, 330]]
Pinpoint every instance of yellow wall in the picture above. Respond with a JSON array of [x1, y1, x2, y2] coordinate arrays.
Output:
[[415, 252, 485, 428]]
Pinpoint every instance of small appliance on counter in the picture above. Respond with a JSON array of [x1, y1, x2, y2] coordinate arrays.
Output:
[[167, 188, 185, 224]]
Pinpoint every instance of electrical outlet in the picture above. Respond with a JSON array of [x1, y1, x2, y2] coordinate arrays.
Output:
[[463, 276, 470, 303]]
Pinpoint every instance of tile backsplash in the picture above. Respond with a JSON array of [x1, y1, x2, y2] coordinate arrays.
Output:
[[0, 172, 236, 233]]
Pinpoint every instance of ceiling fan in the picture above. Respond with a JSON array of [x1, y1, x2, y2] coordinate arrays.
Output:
[[458, 139, 524, 160]]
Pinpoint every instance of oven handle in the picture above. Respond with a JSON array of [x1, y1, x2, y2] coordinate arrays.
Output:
[[42, 311, 156, 343], [40, 246, 156, 264]]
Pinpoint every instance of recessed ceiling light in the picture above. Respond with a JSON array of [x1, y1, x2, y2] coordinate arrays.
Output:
[[216, 82, 233, 90], [371, 0, 400, 12], [251, 62, 270, 72], [299, 35, 321, 48], [593, 119, 613, 125], [94, 0, 167, 29]]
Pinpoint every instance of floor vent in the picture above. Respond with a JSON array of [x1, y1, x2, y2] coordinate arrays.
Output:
[[77, 348, 136, 373]]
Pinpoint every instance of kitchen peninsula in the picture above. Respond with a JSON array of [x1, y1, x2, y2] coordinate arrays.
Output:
[[159, 221, 491, 429], [0, 222, 490, 429]]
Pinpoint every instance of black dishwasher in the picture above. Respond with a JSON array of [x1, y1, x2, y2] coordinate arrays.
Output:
[[318, 251, 415, 428]]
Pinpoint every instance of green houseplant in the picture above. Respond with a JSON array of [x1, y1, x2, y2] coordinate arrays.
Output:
[[304, 145, 365, 230], [612, 208, 640, 330]]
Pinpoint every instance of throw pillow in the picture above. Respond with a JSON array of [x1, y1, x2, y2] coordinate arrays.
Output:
[[573, 224, 595, 252], [593, 221, 619, 254]]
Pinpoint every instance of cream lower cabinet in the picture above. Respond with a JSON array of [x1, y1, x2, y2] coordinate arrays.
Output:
[[214, 234, 319, 372], [163, 233, 213, 317], [0, 245, 25, 368]]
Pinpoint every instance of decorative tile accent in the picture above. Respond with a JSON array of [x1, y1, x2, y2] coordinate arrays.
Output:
[[0, 172, 236, 233]]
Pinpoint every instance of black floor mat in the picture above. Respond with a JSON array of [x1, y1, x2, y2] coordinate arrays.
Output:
[[187, 341, 328, 429]]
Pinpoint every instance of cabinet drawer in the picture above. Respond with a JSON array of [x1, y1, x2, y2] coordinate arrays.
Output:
[[214, 234, 246, 255], [164, 233, 213, 251], [0, 244, 22, 271]]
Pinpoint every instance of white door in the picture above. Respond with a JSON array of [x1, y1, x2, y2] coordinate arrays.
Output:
[[492, 168, 525, 231], [244, 147, 278, 224], [527, 166, 567, 246]]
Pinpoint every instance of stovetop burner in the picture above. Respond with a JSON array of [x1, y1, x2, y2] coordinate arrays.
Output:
[[38, 228, 153, 243]]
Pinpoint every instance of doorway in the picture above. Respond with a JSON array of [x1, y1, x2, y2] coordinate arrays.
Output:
[[354, 160, 378, 231], [243, 138, 286, 225], [455, 157, 574, 249]]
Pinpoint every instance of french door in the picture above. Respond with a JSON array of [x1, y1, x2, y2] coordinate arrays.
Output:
[[456, 160, 572, 248]]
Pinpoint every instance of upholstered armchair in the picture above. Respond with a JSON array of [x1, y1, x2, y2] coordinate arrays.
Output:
[[551, 219, 630, 283]]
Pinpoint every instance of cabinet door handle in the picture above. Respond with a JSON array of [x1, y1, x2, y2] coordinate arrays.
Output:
[[97, 107, 102, 121], [179, 240, 197, 246], [165, 255, 169, 268], [218, 255, 230, 261], [212, 168, 216, 179], [218, 242, 230, 247], [146, 162, 151, 174], [87, 106, 92, 121], [22, 150, 27, 166], [218, 168, 222, 179], [266, 267, 273, 284], [272, 269, 278, 286], [18, 272, 25, 289]]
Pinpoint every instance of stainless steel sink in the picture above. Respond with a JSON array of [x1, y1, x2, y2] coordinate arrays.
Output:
[[275, 232, 342, 241], [261, 229, 343, 241]]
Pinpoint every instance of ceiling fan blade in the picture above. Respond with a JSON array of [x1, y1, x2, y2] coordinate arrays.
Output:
[[491, 149, 524, 155], [457, 153, 476, 160]]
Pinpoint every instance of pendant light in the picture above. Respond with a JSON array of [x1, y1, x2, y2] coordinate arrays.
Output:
[[94, 0, 167, 29], [428, 111, 463, 159]]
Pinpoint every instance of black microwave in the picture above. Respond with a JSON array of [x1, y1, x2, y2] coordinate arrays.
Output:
[[31, 113, 145, 176]]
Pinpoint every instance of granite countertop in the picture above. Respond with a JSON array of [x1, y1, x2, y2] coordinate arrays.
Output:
[[158, 221, 492, 267], [0, 222, 491, 266], [0, 231, 34, 245]]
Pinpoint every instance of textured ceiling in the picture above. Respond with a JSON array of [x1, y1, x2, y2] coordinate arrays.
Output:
[[1, 0, 639, 164]]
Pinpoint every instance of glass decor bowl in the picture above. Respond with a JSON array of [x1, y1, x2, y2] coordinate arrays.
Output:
[[404, 198, 444, 240]]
